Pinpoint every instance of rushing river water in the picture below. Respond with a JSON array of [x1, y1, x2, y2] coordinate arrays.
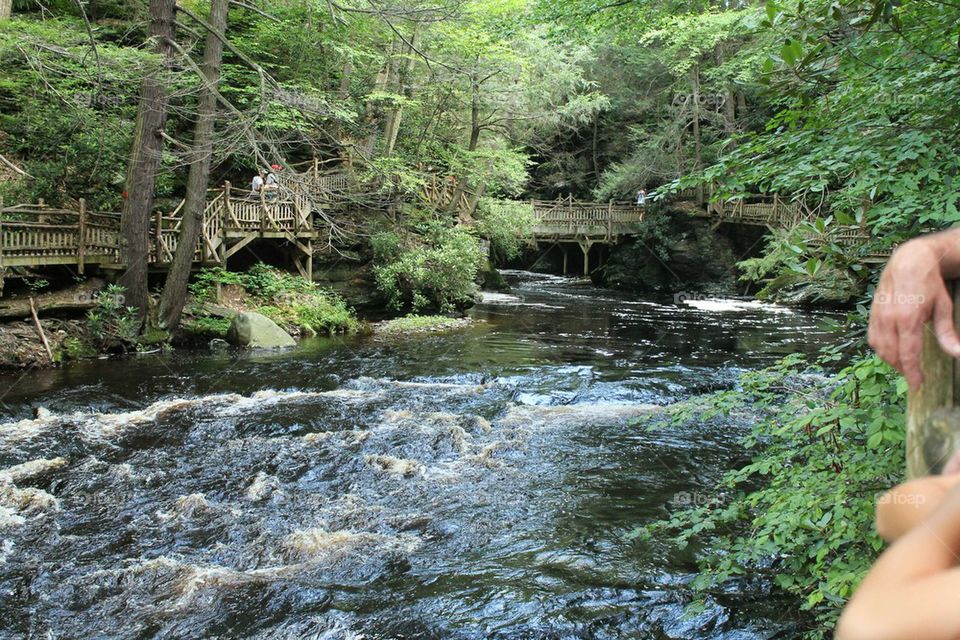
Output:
[[0, 272, 841, 639]]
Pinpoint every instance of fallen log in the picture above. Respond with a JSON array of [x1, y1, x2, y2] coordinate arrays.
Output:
[[0, 278, 107, 320]]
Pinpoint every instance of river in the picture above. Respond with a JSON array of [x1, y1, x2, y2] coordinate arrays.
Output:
[[0, 271, 841, 639]]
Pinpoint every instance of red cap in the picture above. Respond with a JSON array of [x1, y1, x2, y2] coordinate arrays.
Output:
[[271, 164, 281, 170]]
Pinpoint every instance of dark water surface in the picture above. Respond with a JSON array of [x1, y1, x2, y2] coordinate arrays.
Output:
[[0, 272, 840, 639]]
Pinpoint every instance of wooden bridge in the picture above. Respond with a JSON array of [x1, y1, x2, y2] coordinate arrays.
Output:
[[0, 164, 892, 289], [686, 193, 891, 263], [525, 195, 648, 275]]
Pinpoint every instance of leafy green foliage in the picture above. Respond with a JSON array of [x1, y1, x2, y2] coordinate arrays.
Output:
[[475, 198, 534, 261], [188, 265, 358, 337], [373, 220, 486, 313], [84, 284, 140, 351], [639, 354, 906, 632], [0, 18, 155, 209]]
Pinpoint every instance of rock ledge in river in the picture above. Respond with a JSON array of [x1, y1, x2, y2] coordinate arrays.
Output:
[[226, 312, 296, 349]]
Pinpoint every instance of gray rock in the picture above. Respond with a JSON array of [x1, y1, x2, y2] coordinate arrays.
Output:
[[208, 338, 230, 351], [226, 312, 296, 349]]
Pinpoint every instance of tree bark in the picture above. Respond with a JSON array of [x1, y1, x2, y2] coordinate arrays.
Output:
[[361, 41, 396, 156], [157, 0, 228, 329], [119, 0, 176, 320], [337, 60, 353, 100], [0, 0, 11, 20], [382, 29, 419, 156], [444, 76, 482, 215], [689, 63, 703, 205]]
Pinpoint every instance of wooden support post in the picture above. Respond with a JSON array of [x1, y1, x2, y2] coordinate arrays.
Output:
[[607, 200, 613, 241], [907, 281, 960, 478], [259, 190, 267, 236], [306, 239, 313, 282], [0, 207, 4, 296], [581, 241, 590, 276], [562, 245, 568, 275], [77, 198, 86, 275], [154, 209, 163, 263], [223, 181, 231, 235]]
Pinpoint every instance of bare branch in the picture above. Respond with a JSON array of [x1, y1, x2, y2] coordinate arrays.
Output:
[[228, 0, 281, 22], [0, 153, 34, 179]]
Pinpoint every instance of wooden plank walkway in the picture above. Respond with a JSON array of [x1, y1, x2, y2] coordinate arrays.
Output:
[[0, 166, 892, 290], [529, 196, 647, 241]]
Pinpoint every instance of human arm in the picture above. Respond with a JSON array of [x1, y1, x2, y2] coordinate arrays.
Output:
[[837, 485, 960, 640], [869, 228, 960, 389]]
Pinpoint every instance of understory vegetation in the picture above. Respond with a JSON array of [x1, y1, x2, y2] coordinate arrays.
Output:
[[371, 214, 486, 313], [639, 349, 904, 634], [186, 264, 359, 338]]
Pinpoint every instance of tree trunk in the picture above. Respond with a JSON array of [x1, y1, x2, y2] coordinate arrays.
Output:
[[444, 77, 482, 214], [689, 63, 703, 205], [591, 111, 601, 184], [337, 60, 353, 100], [723, 88, 737, 149], [383, 29, 419, 156], [361, 41, 396, 156], [0, 0, 12, 19], [119, 0, 176, 320], [157, 0, 228, 329]]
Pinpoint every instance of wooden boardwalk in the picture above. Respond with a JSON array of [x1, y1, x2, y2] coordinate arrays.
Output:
[[0, 185, 318, 282], [0, 167, 891, 289]]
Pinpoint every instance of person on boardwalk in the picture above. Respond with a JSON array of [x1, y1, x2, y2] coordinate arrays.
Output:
[[250, 170, 265, 199], [636, 189, 647, 206], [264, 164, 281, 200], [837, 229, 960, 640]]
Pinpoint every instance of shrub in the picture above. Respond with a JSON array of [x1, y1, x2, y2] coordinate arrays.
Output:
[[639, 354, 905, 631], [188, 267, 243, 303], [187, 264, 359, 337], [84, 284, 140, 351], [373, 224, 486, 313], [475, 198, 534, 261]]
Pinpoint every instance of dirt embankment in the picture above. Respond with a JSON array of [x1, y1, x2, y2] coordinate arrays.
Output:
[[0, 279, 105, 370], [0, 317, 84, 370]]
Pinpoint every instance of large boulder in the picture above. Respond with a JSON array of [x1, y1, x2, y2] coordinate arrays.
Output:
[[226, 312, 296, 349]]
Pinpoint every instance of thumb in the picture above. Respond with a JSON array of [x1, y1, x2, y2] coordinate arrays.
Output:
[[932, 291, 960, 358]]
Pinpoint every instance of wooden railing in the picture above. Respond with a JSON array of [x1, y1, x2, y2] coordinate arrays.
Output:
[[0, 203, 121, 272], [704, 195, 805, 227], [529, 195, 647, 239]]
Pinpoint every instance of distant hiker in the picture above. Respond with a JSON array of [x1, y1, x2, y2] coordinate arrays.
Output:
[[266, 164, 281, 190], [250, 170, 265, 199], [636, 189, 648, 206], [265, 164, 281, 200]]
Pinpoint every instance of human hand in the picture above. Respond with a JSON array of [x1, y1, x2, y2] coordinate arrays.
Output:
[[868, 235, 960, 389]]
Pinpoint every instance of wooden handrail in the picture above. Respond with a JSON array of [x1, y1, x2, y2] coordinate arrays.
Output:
[[907, 281, 960, 478]]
